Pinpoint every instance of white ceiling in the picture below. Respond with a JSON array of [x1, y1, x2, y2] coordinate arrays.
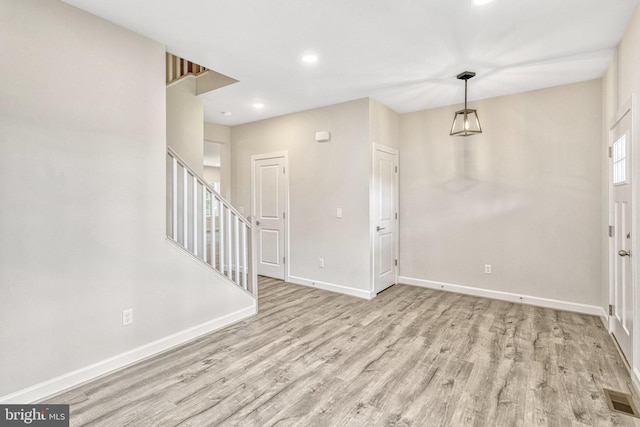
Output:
[[62, 0, 638, 126]]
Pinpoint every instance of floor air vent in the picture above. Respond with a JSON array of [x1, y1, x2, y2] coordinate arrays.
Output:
[[603, 388, 639, 418]]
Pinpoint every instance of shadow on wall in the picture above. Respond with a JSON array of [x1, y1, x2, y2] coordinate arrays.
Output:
[[442, 138, 478, 193], [439, 137, 530, 229]]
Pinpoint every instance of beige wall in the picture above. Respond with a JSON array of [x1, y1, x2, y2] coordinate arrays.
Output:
[[204, 165, 221, 184], [205, 122, 231, 144], [167, 78, 204, 176], [369, 98, 400, 150], [616, 6, 640, 117], [0, 0, 253, 399], [399, 80, 603, 306], [230, 98, 399, 295], [205, 122, 231, 198], [231, 99, 372, 294]]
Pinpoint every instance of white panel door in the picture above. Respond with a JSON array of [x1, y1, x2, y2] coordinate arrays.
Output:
[[373, 145, 398, 294], [253, 156, 286, 280], [611, 109, 633, 362]]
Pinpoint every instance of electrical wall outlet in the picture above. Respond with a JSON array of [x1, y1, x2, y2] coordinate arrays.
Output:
[[336, 208, 343, 218], [484, 264, 492, 274], [319, 258, 325, 268], [122, 309, 133, 326]]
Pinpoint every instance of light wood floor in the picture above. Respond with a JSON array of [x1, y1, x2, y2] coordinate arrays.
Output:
[[48, 277, 640, 426]]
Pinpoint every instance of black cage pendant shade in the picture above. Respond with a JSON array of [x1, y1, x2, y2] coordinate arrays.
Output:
[[450, 71, 482, 136]]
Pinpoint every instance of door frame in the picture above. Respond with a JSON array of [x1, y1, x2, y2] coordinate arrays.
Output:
[[370, 143, 399, 295], [251, 151, 290, 282], [608, 94, 638, 371]]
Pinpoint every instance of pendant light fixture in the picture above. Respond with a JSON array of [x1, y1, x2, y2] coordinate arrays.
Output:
[[450, 71, 482, 136]]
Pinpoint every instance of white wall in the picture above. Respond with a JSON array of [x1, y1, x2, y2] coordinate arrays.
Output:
[[0, 0, 254, 400], [399, 80, 603, 309], [231, 99, 372, 295]]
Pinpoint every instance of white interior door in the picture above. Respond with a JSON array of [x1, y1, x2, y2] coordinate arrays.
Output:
[[373, 144, 399, 294], [253, 154, 287, 280], [610, 108, 633, 362]]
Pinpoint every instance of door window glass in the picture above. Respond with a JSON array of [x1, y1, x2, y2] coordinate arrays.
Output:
[[613, 135, 627, 185]]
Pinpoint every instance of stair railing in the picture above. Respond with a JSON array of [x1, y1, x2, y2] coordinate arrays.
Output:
[[166, 53, 208, 84], [166, 148, 256, 296]]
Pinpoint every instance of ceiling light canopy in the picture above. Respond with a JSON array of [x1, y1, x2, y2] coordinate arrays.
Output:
[[450, 71, 482, 137], [473, 0, 494, 5], [253, 103, 264, 109]]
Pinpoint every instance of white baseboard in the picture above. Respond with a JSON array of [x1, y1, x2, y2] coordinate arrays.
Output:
[[399, 276, 605, 317], [599, 312, 610, 331], [288, 275, 374, 300], [0, 304, 257, 404]]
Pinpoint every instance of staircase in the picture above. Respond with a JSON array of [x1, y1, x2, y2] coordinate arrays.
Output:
[[165, 53, 238, 95], [166, 148, 257, 295], [166, 53, 208, 83]]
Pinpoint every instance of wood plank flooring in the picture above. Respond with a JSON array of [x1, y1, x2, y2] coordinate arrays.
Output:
[[47, 277, 640, 426]]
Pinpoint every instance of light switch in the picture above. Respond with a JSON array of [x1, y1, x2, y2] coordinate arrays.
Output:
[[336, 208, 343, 218]]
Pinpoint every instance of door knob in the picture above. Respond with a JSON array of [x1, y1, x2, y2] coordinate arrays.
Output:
[[376, 226, 385, 231], [619, 249, 631, 257], [256, 220, 261, 226]]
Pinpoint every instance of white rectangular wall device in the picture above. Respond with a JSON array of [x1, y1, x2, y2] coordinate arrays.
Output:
[[315, 131, 331, 142]]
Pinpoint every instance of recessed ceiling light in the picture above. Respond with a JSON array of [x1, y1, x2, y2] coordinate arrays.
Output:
[[473, 0, 493, 4], [221, 111, 232, 116], [253, 103, 264, 109], [302, 54, 318, 64]]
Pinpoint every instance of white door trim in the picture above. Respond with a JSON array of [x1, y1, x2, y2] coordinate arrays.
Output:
[[251, 151, 290, 282], [370, 143, 399, 294]]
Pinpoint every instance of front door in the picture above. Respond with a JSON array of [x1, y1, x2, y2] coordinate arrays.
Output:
[[373, 144, 399, 294], [252, 154, 287, 280], [610, 107, 633, 362]]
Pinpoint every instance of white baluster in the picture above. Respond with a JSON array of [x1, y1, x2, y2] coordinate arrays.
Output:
[[227, 208, 233, 280], [210, 196, 217, 269], [172, 156, 178, 241], [182, 168, 188, 249], [242, 223, 248, 290], [252, 218, 258, 295], [202, 185, 207, 262], [219, 204, 225, 275], [234, 215, 240, 285], [193, 176, 198, 256], [166, 149, 257, 295]]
